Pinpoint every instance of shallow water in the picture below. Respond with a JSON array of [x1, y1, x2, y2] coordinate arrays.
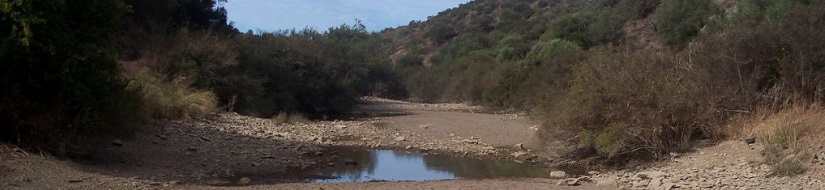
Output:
[[312, 150, 551, 183]]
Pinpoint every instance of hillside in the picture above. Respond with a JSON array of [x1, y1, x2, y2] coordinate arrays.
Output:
[[382, 0, 825, 170]]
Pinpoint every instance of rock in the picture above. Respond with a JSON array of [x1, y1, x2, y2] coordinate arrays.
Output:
[[334, 125, 347, 129], [745, 135, 756, 144], [187, 147, 198, 151], [238, 177, 251, 186], [648, 177, 663, 189], [510, 151, 528, 159], [405, 146, 413, 150], [557, 176, 592, 186], [596, 178, 618, 187], [515, 143, 526, 150], [449, 134, 455, 137], [461, 139, 479, 144], [550, 171, 567, 179], [662, 182, 676, 190], [111, 139, 123, 147], [394, 136, 406, 141], [637, 171, 667, 179], [419, 124, 432, 129], [326, 162, 335, 167]]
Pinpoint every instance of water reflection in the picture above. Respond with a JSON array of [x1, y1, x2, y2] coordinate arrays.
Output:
[[312, 150, 550, 183]]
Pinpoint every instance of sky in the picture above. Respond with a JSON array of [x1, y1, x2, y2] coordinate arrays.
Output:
[[223, 0, 472, 33]]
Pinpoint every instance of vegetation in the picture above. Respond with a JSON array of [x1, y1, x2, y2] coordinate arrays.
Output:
[[387, 0, 825, 168], [0, 0, 402, 157], [0, 0, 141, 156], [3, 0, 825, 171]]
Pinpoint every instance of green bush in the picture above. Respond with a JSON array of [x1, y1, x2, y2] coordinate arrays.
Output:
[[525, 39, 583, 64], [0, 0, 142, 155], [655, 0, 722, 47]]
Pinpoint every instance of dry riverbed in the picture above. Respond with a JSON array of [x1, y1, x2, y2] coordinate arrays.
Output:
[[2, 98, 825, 189]]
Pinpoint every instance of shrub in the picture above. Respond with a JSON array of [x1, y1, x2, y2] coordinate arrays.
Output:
[[0, 0, 142, 155], [736, 105, 825, 177], [655, 0, 722, 47], [525, 39, 583, 64], [547, 48, 735, 160], [125, 68, 217, 120]]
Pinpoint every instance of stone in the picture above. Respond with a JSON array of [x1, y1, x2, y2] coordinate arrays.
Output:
[[326, 162, 335, 167], [419, 124, 432, 129], [238, 177, 251, 186], [550, 171, 567, 179], [662, 183, 676, 190], [648, 177, 663, 189], [556, 178, 581, 186], [394, 136, 406, 141], [587, 171, 601, 175], [334, 125, 347, 129], [510, 151, 528, 159], [596, 178, 618, 187], [745, 135, 756, 144], [637, 171, 668, 179], [344, 159, 358, 166], [515, 143, 526, 150]]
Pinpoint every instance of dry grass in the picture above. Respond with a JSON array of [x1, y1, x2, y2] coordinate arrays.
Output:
[[733, 104, 825, 176], [126, 68, 217, 120]]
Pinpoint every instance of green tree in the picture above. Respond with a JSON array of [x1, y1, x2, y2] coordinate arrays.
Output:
[[655, 0, 722, 46], [0, 0, 140, 154]]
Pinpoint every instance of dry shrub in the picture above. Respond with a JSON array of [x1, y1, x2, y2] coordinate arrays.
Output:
[[547, 47, 744, 163], [126, 68, 217, 120], [734, 104, 825, 176]]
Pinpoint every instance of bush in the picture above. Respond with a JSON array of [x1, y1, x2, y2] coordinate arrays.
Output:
[[547, 48, 734, 160], [125, 68, 217, 120], [655, 0, 722, 47], [525, 39, 583, 64], [0, 0, 142, 155]]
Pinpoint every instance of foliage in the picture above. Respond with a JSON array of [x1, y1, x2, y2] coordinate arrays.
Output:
[[0, 0, 141, 155], [655, 0, 722, 46], [125, 68, 217, 120], [525, 39, 583, 64]]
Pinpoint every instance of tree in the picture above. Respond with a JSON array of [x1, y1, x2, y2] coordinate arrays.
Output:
[[0, 0, 140, 154]]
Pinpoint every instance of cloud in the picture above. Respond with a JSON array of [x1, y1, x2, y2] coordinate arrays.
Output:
[[224, 0, 470, 32]]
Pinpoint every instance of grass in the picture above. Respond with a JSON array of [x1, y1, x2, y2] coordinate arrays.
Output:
[[125, 68, 217, 120], [734, 104, 825, 176]]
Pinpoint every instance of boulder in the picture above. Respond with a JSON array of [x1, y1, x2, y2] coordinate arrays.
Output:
[[745, 135, 756, 144], [550, 171, 567, 179]]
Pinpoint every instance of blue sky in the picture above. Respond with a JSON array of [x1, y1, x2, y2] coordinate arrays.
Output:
[[224, 0, 472, 32]]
